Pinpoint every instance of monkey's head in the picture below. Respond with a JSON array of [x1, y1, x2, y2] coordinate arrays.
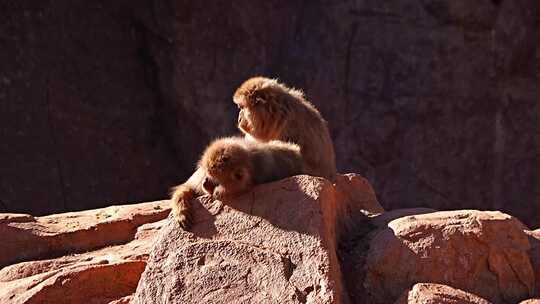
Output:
[[199, 138, 253, 199], [233, 77, 298, 142]]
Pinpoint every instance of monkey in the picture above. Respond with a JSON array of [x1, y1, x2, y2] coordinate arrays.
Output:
[[200, 137, 304, 199], [171, 77, 337, 228], [171, 137, 304, 224], [233, 77, 336, 180]]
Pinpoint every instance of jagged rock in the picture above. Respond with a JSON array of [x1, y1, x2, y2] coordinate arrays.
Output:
[[353, 210, 534, 303], [526, 229, 540, 297], [395, 283, 491, 304], [0, 201, 169, 304], [334, 173, 384, 217], [134, 174, 379, 304], [333, 173, 383, 244], [341, 208, 437, 304], [108, 295, 134, 304]]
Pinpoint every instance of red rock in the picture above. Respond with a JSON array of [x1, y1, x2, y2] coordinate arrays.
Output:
[[360, 210, 534, 303], [333, 173, 383, 239], [133, 174, 379, 304], [526, 229, 540, 297], [108, 295, 134, 304], [333, 173, 384, 245], [395, 283, 492, 304], [370, 207, 436, 228], [0, 173, 380, 304], [0, 201, 170, 268], [0, 201, 169, 304], [333, 173, 384, 216], [2, 261, 145, 304]]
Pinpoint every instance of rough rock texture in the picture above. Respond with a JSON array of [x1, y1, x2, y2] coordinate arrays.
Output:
[[333, 173, 384, 243], [108, 296, 134, 304], [2, 1, 540, 229], [2, 174, 540, 303], [527, 229, 540, 297], [521, 300, 540, 304], [1, 201, 169, 268], [0, 201, 169, 304], [395, 283, 491, 304], [334, 173, 384, 217], [347, 210, 534, 304], [0, 174, 381, 304], [133, 174, 380, 304]]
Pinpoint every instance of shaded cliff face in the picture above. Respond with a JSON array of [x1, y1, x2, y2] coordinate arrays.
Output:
[[0, 0, 209, 214], [1, 1, 539, 226]]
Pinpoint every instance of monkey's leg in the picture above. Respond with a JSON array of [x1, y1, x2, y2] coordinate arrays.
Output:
[[170, 167, 205, 229], [171, 185, 195, 229]]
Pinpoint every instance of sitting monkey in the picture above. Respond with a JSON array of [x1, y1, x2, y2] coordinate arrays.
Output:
[[171, 77, 336, 228]]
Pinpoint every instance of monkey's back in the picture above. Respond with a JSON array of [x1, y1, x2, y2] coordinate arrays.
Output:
[[281, 96, 337, 181], [249, 141, 304, 185]]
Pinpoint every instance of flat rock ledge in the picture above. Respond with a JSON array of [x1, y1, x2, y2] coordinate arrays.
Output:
[[0, 201, 170, 304]]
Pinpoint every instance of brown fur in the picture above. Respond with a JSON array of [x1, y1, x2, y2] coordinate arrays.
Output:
[[199, 137, 304, 199], [171, 77, 336, 228], [171, 137, 304, 228], [234, 77, 336, 179]]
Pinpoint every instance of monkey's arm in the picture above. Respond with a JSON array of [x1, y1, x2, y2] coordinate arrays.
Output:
[[170, 167, 205, 229]]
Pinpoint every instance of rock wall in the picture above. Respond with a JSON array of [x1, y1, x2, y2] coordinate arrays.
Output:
[[0, 0, 200, 215], [1, 1, 539, 226]]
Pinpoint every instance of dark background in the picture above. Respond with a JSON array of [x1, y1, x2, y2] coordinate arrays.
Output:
[[1, 0, 539, 227]]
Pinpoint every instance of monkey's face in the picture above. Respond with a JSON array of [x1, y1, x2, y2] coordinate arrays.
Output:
[[202, 166, 251, 200], [200, 144, 253, 199], [234, 81, 285, 142]]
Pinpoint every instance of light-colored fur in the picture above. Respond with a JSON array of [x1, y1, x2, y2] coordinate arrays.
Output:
[[171, 77, 336, 228], [198, 137, 303, 199], [234, 77, 336, 180]]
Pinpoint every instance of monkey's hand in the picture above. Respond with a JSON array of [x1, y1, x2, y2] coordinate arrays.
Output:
[[170, 185, 195, 229]]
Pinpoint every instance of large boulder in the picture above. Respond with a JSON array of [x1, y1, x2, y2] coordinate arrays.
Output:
[[0, 201, 169, 304], [395, 283, 491, 304], [133, 174, 381, 304], [352, 210, 534, 303]]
